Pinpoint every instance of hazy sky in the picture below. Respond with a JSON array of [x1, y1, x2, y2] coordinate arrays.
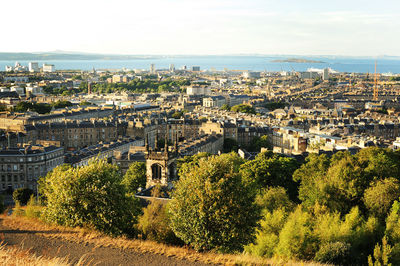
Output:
[[2, 0, 399, 56]]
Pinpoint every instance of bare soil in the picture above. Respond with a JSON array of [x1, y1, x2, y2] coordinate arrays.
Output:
[[0, 218, 209, 265]]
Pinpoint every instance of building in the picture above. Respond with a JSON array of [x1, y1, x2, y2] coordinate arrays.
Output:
[[145, 136, 178, 188], [323, 68, 329, 81], [65, 138, 143, 167], [29, 62, 39, 72], [150, 64, 156, 74], [191, 66, 200, 72], [299, 71, 320, 79], [202, 96, 226, 108], [3, 76, 29, 83], [242, 71, 261, 79], [43, 64, 55, 72], [186, 86, 211, 96], [0, 145, 64, 191], [169, 64, 175, 72]]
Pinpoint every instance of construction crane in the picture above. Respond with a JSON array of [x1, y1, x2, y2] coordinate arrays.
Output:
[[373, 61, 379, 101]]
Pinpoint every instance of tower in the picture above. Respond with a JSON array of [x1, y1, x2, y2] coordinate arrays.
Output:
[[145, 132, 178, 188], [150, 64, 156, 74]]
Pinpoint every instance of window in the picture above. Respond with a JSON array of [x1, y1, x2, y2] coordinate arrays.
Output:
[[151, 164, 162, 180]]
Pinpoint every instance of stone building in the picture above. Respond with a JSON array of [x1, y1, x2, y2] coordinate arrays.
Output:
[[145, 134, 178, 188], [0, 145, 64, 191]]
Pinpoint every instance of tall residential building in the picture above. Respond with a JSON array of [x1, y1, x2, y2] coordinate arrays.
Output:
[[0, 145, 64, 191], [150, 64, 156, 74], [323, 68, 329, 81], [191, 66, 200, 72], [43, 63, 55, 72], [169, 64, 175, 72], [28, 62, 39, 72]]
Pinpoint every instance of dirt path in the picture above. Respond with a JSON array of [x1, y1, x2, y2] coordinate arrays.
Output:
[[0, 219, 209, 266]]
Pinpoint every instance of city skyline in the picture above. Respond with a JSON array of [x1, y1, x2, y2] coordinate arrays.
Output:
[[2, 0, 400, 56]]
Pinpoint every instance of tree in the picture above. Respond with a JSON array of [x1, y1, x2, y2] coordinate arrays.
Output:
[[220, 104, 230, 111], [13, 188, 34, 205], [241, 151, 299, 200], [39, 160, 141, 236], [231, 104, 256, 114], [364, 178, 400, 219], [247, 135, 272, 152], [256, 186, 294, 213], [171, 111, 183, 119], [223, 138, 238, 153], [51, 100, 73, 109], [169, 153, 259, 252], [122, 162, 147, 194]]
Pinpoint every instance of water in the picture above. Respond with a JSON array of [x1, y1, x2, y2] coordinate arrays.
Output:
[[1, 55, 400, 73]]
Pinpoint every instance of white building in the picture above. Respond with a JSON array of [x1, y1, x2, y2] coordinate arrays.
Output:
[[393, 137, 400, 151], [10, 86, 25, 95], [150, 64, 156, 74], [43, 64, 55, 72], [323, 68, 329, 81], [242, 71, 261, 79], [203, 96, 226, 108], [26, 86, 44, 95], [29, 62, 39, 72], [186, 86, 211, 96], [169, 64, 175, 72]]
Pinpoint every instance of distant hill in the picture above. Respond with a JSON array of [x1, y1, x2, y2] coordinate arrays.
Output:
[[271, 58, 325, 63], [0, 52, 160, 60]]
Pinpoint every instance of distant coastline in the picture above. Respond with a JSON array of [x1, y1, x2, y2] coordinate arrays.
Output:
[[271, 58, 326, 63]]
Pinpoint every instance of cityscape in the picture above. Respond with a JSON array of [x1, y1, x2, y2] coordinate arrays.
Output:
[[1, 0, 400, 265]]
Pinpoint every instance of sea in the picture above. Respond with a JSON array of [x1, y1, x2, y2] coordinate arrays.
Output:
[[1, 55, 400, 74]]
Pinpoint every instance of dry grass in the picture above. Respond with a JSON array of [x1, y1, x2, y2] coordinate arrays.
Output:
[[1, 215, 327, 266], [0, 243, 71, 266]]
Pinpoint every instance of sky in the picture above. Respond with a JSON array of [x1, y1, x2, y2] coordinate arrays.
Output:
[[2, 0, 400, 56]]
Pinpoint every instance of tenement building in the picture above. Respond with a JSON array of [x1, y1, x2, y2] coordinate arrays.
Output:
[[0, 145, 64, 191]]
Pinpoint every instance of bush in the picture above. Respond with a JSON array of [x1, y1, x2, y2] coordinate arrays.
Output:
[[138, 199, 182, 245], [315, 241, 351, 265], [39, 159, 141, 237], [169, 153, 260, 252], [13, 188, 34, 205], [25, 195, 43, 219]]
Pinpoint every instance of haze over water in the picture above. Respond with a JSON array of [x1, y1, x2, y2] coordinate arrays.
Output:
[[2, 56, 400, 73]]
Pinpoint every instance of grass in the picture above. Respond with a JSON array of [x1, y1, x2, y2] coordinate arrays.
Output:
[[1, 214, 328, 266], [0, 242, 90, 266]]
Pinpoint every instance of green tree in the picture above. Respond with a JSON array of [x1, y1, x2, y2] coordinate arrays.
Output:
[[231, 104, 256, 114], [220, 104, 230, 111], [364, 178, 400, 219], [223, 138, 238, 152], [122, 162, 147, 194], [241, 151, 299, 200], [171, 111, 183, 119], [13, 188, 34, 205], [255, 186, 294, 213], [169, 153, 259, 252], [247, 135, 272, 152], [39, 160, 140, 236]]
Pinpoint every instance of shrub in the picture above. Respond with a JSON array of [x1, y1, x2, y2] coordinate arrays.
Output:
[[13, 188, 34, 205], [315, 241, 351, 265], [39, 159, 141, 236], [25, 195, 43, 219], [138, 199, 182, 245]]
